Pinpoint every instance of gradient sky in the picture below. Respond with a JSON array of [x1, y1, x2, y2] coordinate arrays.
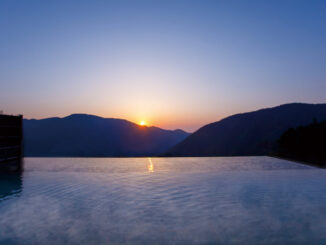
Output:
[[1, 0, 326, 132]]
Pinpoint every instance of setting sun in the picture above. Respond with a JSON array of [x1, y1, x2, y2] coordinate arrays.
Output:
[[139, 121, 146, 126]]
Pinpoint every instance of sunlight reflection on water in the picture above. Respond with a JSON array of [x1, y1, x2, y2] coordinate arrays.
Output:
[[0, 157, 326, 245], [147, 158, 154, 173]]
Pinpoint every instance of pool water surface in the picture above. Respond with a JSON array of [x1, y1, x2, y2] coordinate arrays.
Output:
[[0, 157, 325, 245]]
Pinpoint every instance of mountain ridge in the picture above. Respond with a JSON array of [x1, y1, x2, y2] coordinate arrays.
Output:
[[23, 114, 189, 157], [166, 103, 326, 156]]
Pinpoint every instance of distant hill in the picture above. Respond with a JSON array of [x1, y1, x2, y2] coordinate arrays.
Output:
[[166, 103, 326, 156], [23, 114, 189, 157]]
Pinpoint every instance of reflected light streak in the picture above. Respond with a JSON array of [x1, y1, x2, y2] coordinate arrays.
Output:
[[147, 158, 154, 173]]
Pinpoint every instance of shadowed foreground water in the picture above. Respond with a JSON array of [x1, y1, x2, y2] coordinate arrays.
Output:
[[1, 157, 326, 245]]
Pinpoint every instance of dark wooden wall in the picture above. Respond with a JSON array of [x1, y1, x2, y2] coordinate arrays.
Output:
[[0, 115, 23, 172]]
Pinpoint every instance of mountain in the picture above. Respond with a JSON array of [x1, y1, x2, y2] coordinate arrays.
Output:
[[166, 103, 326, 157], [23, 114, 189, 157]]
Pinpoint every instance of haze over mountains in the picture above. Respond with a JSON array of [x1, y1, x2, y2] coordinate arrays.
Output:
[[166, 103, 326, 156], [24, 114, 189, 157]]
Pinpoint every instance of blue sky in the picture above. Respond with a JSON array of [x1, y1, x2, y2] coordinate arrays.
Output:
[[1, 0, 326, 131]]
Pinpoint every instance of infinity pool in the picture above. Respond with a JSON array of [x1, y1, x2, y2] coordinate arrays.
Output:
[[1, 157, 326, 244]]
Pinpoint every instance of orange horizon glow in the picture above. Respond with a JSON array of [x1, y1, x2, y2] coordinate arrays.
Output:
[[16, 100, 255, 132], [20, 110, 221, 133]]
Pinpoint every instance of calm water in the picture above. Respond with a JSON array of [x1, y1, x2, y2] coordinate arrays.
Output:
[[1, 157, 326, 245]]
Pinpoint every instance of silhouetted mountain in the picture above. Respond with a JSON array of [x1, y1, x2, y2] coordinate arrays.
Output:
[[23, 114, 189, 157], [277, 120, 326, 167], [166, 103, 326, 156]]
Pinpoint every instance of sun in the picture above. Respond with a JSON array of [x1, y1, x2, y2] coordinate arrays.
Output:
[[139, 121, 146, 126]]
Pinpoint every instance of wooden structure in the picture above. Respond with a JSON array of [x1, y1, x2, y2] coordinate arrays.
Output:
[[0, 114, 23, 172]]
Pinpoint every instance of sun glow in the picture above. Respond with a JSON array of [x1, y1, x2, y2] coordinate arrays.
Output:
[[139, 121, 146, 126]]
